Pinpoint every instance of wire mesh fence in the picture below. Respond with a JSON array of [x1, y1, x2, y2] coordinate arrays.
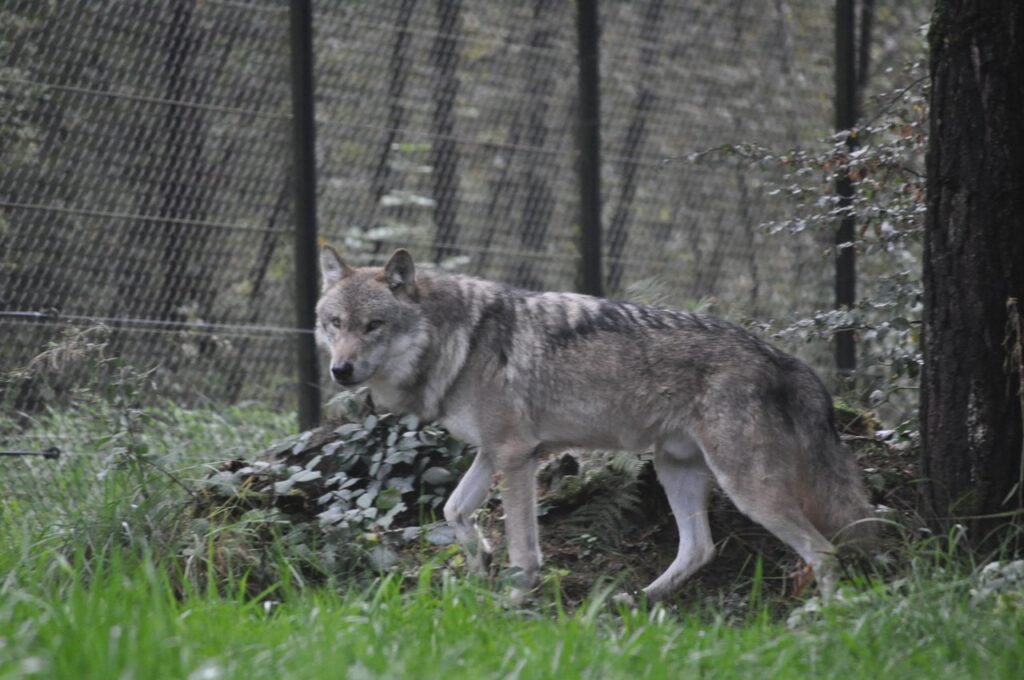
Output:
[[314, 0, 833, 310], [1, 0, 928, 524]]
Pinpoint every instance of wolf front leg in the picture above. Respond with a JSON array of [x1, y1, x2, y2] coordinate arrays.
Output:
[[443, 451, 496, 575], [495, 445, 542, 604]]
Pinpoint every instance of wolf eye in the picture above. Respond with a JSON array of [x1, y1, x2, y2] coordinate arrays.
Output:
[[329, 317, 342, 329], [365, 319, 384, 333]]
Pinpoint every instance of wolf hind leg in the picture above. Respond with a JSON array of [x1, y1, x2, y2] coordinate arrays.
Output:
[[641, 438, 716, 602], [444, 451, 495, 575], [701, 443, 840, 600], [754, 510, 839, 599]]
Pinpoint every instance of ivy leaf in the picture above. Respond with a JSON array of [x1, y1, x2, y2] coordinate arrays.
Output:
[[290, 431, 314, 455], [265, 434, 302, 457], [377, 502, 407, 529], [421, 467, 453, 486], [385, 449, 416, 465], [334, 423, 362, 438], [376, 487, 402, 510], [356, 489, 376, 509], [386, 476, 415, 493], [398, 436, 421, 451], [290, 469, 322, 484], [322, 441, 344, 457]]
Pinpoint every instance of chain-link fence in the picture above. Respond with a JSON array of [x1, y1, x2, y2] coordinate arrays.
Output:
[[316, 0, 827, 306], [1, 1, 928, 521]]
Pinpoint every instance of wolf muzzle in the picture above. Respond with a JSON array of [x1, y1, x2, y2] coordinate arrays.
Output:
[[330, 361, 358, 385]]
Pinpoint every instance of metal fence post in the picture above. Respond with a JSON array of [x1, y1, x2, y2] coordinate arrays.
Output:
[[289, 0, 322, 429], [834, 0, 857, 377], [576, 0, 603, 298]]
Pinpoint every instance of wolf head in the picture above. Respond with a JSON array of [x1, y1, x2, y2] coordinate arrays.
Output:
[[316, 245, 426, 387]]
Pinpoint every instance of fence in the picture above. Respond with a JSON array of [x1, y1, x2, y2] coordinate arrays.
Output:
[[1, 1, 928, 518]]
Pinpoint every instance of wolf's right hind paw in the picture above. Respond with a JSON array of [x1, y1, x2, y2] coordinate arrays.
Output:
[[611, 591, 638, 609]]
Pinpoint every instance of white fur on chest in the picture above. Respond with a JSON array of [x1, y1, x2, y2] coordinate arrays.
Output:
[[439, 402, 482, 447], [367, 379, 406, 415]]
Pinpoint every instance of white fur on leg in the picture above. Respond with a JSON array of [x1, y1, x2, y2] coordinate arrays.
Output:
[[443, 452, 495, 576], [497, 455, 542, 603], [641, 451, 716, 601]]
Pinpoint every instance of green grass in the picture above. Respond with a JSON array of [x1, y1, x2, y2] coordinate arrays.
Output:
[[0, 400, 293, 527], [2, 401, 1023, 679], [0, 550, 1021, 680]]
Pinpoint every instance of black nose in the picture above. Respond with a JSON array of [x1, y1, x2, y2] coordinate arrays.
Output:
[[331, 361, 354, 383]]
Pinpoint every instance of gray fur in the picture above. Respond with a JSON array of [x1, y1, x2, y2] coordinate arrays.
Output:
[[316, 247, 876, 602]]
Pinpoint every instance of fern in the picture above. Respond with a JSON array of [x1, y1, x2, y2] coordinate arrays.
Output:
[[549, 450, 649, 549]]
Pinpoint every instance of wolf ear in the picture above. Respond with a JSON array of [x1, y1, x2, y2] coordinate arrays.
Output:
[[383, 249, 416, 295], [320, 244, 354, 291]]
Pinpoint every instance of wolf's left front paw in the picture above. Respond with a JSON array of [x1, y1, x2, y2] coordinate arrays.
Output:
[[502, 566, 538, 605], [463, 536, 493, 576]]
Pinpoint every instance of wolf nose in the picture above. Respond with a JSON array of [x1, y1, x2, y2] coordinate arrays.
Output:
[[331, 361, 354, 383]]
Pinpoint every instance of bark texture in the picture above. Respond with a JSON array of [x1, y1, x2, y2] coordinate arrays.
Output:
[[921, 1, 1024, 530]]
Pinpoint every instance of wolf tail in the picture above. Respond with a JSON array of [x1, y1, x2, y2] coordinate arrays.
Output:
[[813, 434, 878, 552]]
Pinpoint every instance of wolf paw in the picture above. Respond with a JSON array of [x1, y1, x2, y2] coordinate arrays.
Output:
[[611, 590, 639, 609], [463, 536, 493, 576], [501, 566, 538, 605], [466, 548, 493, 576]]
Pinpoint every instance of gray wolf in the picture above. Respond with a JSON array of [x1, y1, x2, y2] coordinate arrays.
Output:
[[315, 245, 875, 601]]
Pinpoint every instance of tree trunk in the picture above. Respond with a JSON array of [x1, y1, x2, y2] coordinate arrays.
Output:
[[921, 0, 1024, 535]]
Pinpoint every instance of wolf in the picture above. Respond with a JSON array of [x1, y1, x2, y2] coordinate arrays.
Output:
[[315, 245, 875, 602]]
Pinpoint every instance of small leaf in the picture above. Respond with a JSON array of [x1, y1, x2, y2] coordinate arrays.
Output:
[[398, 436, 421, 451], [377, 502, 406, 529], [386, 476, 415, 493], [317, 506, 346, 525], [265, 434, 301, 457], [425, 524, 455, 545], [290, 469, 322, 484], [421, 467, 453, 486], [334, 423, 363, 437], [385, 450, 415, 465], [366, 545, 398, 570], [376, 487, 402, 510], [290, 431, 314, 455]]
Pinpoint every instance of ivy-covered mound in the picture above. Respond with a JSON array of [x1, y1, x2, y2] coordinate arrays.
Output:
[[192, 390, 474, 569], [192, 389, 911, 606]]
